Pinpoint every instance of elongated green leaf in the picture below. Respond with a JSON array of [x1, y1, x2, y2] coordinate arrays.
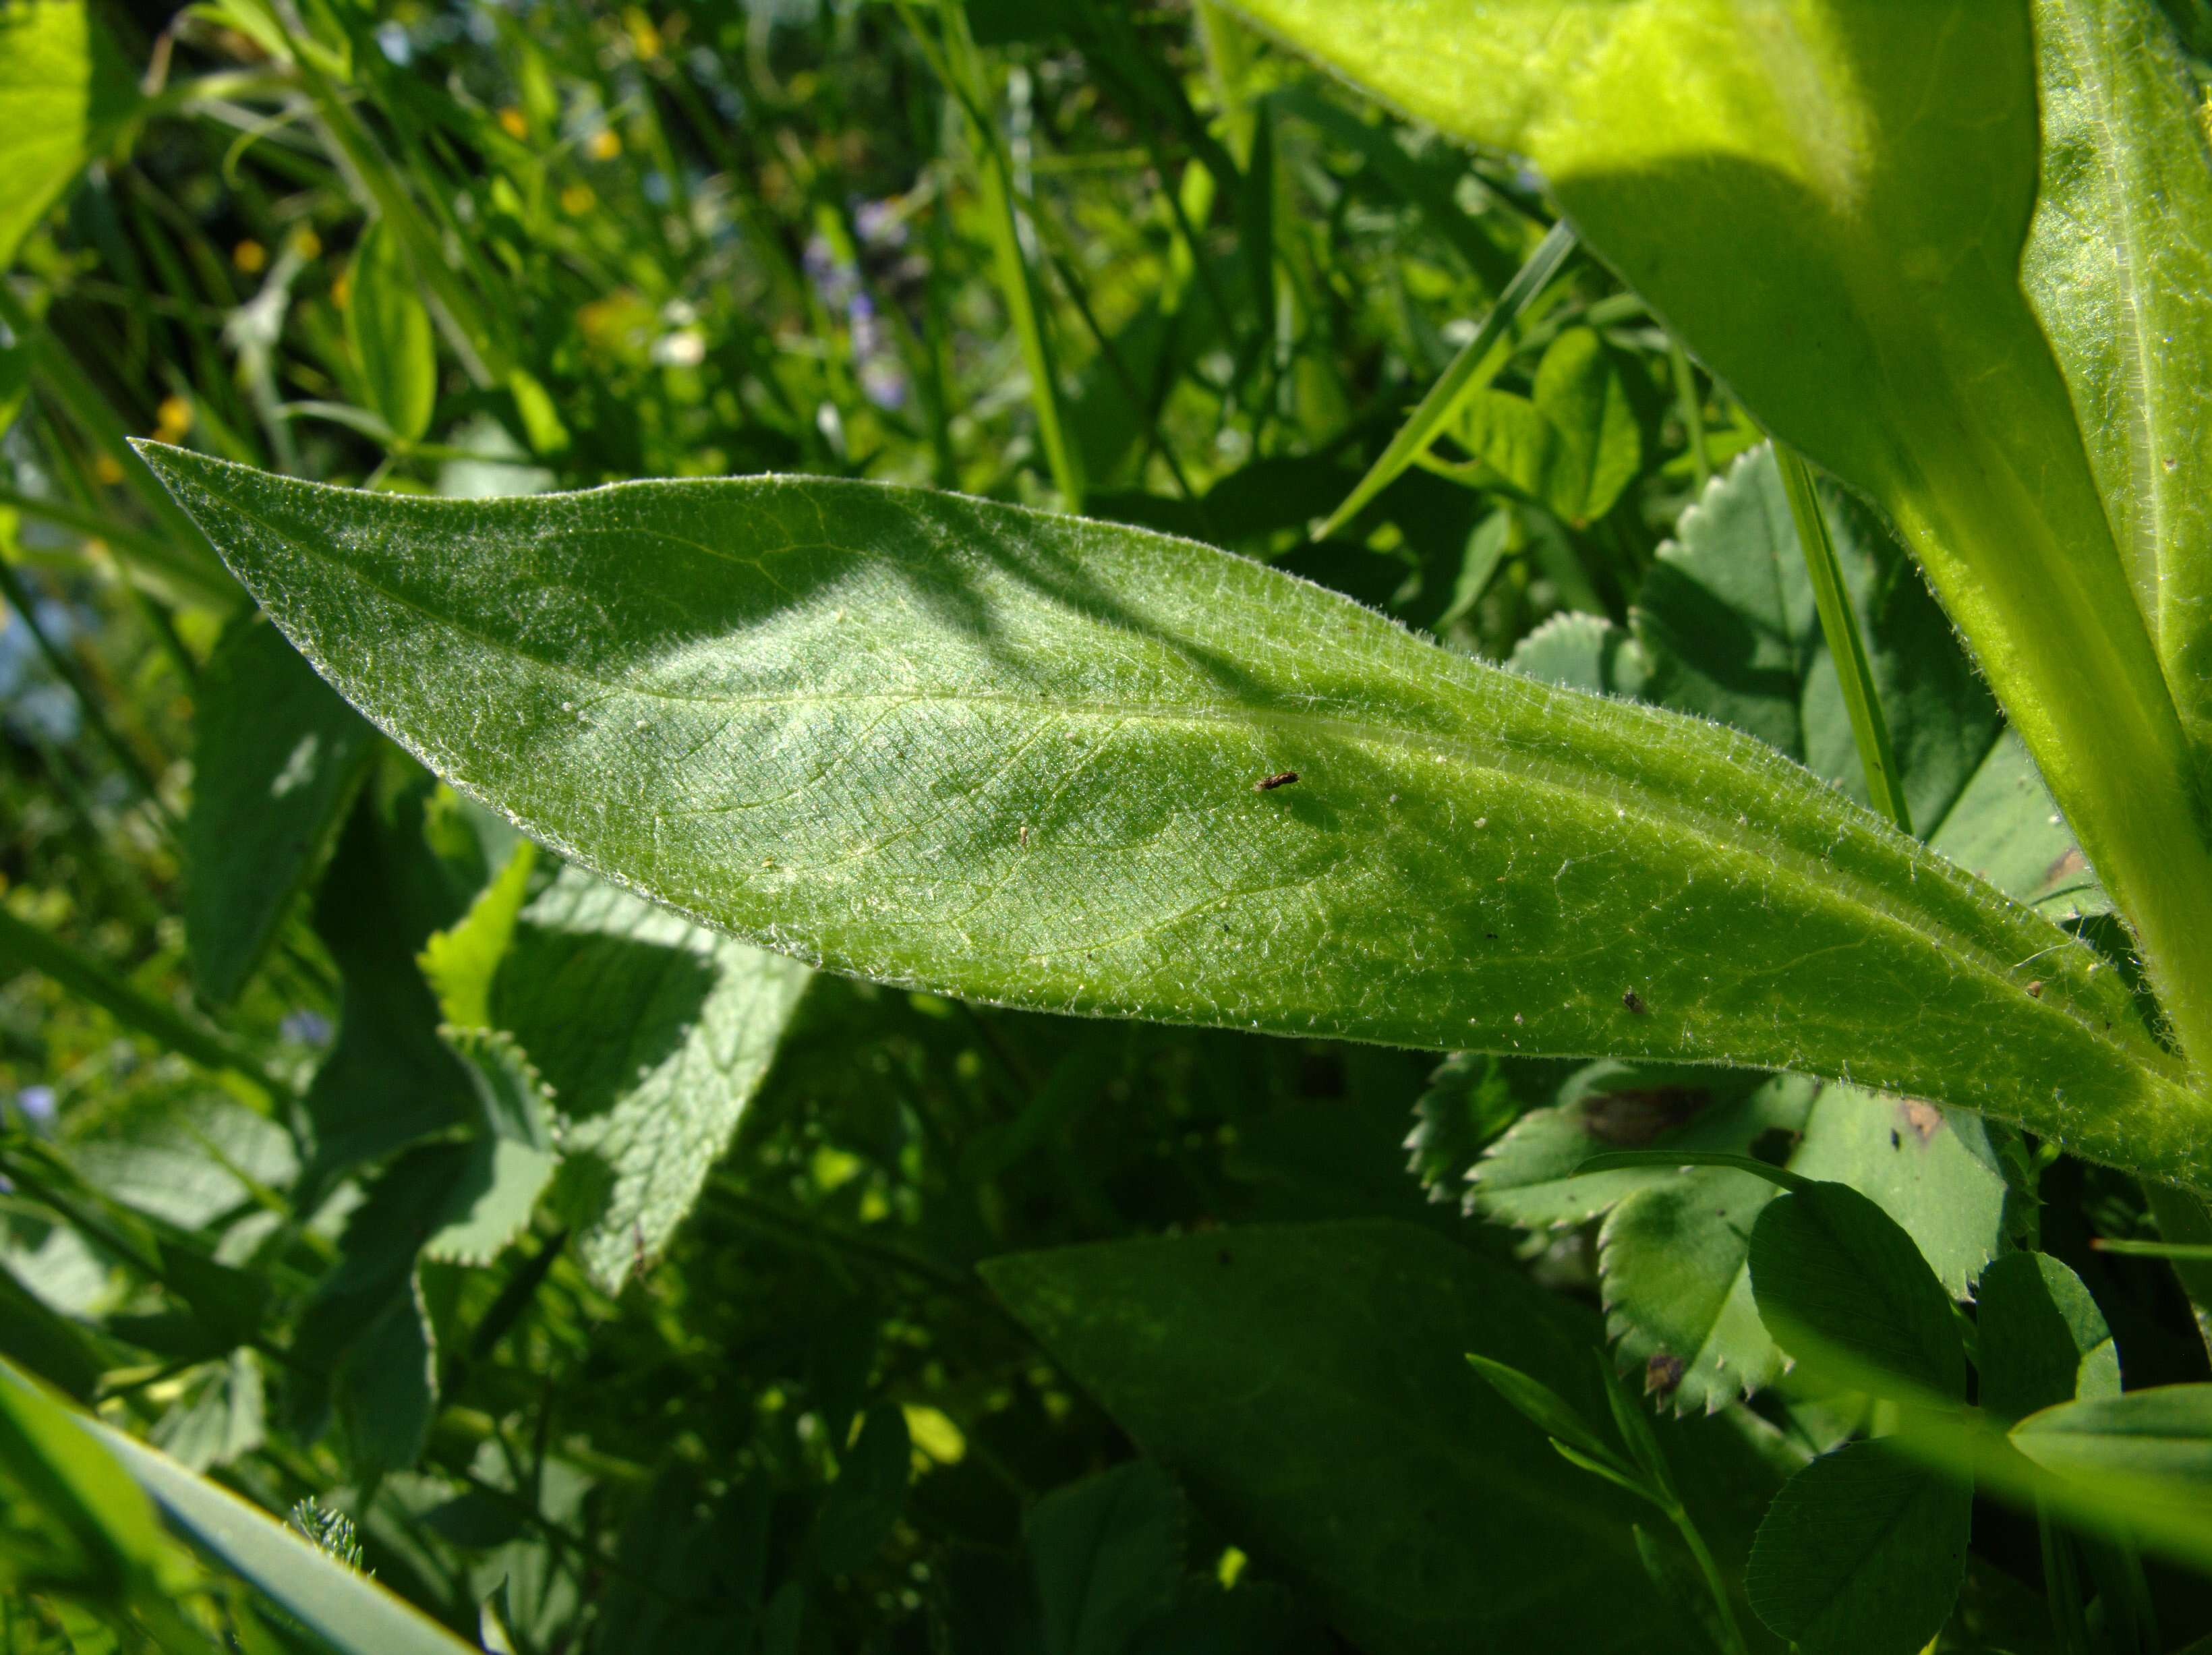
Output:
[[0, 2, 134, 273], [67, 1405, 480, 1654], [187, 616, 377, 1006], [2025, 0, 2212, 756], [419, 840, 537, 1030], [816, 1403, 910, 1577], [2010, 1385, 2212, 1488], [983, 1221, 1758, 1654], [132, 446, 2203, 1182], [1229, 0, 2212, 1092], [1745, 1439, 1969, 1655]]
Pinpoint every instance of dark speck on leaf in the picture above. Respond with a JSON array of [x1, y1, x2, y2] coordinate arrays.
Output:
[[1254, 770, 1300, 792], [1749, 1126, 1800, 1167], [1891, 1130, 1902, 1150], [1622, 989, 1648, 1014], [1217, 1248, 1233, 1267], [1645, 1352, 1685, 1400], [2026, 979, 2044, 999], [1582, 1087, 1709, 1146]]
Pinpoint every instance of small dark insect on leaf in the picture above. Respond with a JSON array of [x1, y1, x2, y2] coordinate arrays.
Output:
[[1621, 989, 1648, 1015], [1645, 1352, 1685, 1400], [1254, 770, 1300, 792], [2026, 979, 2045, 999]]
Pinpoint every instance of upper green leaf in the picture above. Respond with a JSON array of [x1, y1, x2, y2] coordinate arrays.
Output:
[[0, 1, 135, 273], [345, 219, 439, 446], [2025, 0, 2212, 758], [1228, 0, 2212, 1091], [131, 446, 2200, 1182]]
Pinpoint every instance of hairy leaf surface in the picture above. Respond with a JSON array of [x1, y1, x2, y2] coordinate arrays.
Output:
[[135, 448, 2200, 1180], [1229, 0, 2212, 1082]]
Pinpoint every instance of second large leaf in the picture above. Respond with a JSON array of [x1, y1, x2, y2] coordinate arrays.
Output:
[[133, 446, 2197, 1182]]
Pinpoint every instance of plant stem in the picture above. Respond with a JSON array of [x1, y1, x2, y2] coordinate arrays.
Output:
[[1670, 341, 1711, 488], [1776, 445, 1911, 834], [1665, 1499, 1749, 1655]]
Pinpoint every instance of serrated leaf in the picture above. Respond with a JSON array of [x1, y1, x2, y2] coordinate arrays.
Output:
[[418, 840, 537, 1031], [491, 865, 811, 1289], [1745, 1439, 1969, 1655], [983, 1220, 1767, 1655], [421, 1030, 558, 1265], [1749, 1183, 1967, 1401], [133, 446, 2202, 1182], [1026, 1460, 1185, 1655], [332, 1271, 434, 1477], [1975, 1251, 2120, 1428], [0, 1, 135, 272], [185, 616, 376, 1005], [1403, 1051, 1515, 1198], [345, 219, 438, 445]]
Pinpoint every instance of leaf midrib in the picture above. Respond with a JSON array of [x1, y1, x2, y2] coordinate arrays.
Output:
[[211, 478, 2174, 1087]]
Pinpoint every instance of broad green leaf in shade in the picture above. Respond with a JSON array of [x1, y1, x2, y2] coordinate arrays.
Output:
[[148, 1352, 265, 1473], [1744, 1439, 1969, 1655], [185, 615, 376, 1006], [65, 1094, 298, 1236], [1452, 326, 1641, 526], [1748, 1183, 1967, 1400], [299, 770, 478, 1195], [1975, 1251, 2119, 1429], [418, 840, 537, 1030], [983, 1220, 1768, 1654], [1024, 1459, 1185, 1655], [815, 1403, 910, 1577], [345, 219, 438, 445], [490, 865, 813, 1289], [63, 1397, 483, 1654], [0, 2, 135, 272], [332, 1270, 436, 1476], [1225, 0, 2212, 1093], [2025, 0, 2212, 753], [421, 1029, 559, 1267], [131, 448, 2202, 1183]]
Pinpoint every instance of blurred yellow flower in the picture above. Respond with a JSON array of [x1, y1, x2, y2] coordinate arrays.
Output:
[[154, 396, 194, 443], [624, 8, 662, 61], [232, 239, 267, 274], [332, 268, 351, 310], [561, 183, 597, 216], [92, 454, 125, 486], [589, 128, 622, 161], [289, 226, 322, 260], [498, 106, 529, 141]]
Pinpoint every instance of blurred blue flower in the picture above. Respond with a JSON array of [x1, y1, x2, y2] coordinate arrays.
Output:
[[281, 1010, 333, 1047], [13, 1085, 56, 1130]]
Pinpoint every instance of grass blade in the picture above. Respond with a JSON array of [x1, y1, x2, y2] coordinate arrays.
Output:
[[1313, 219, 1574, 542], [1776, 445, 1911, 834]]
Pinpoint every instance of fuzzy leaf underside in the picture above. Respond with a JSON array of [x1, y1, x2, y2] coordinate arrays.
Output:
[[134, 446, 2197, 1182]]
